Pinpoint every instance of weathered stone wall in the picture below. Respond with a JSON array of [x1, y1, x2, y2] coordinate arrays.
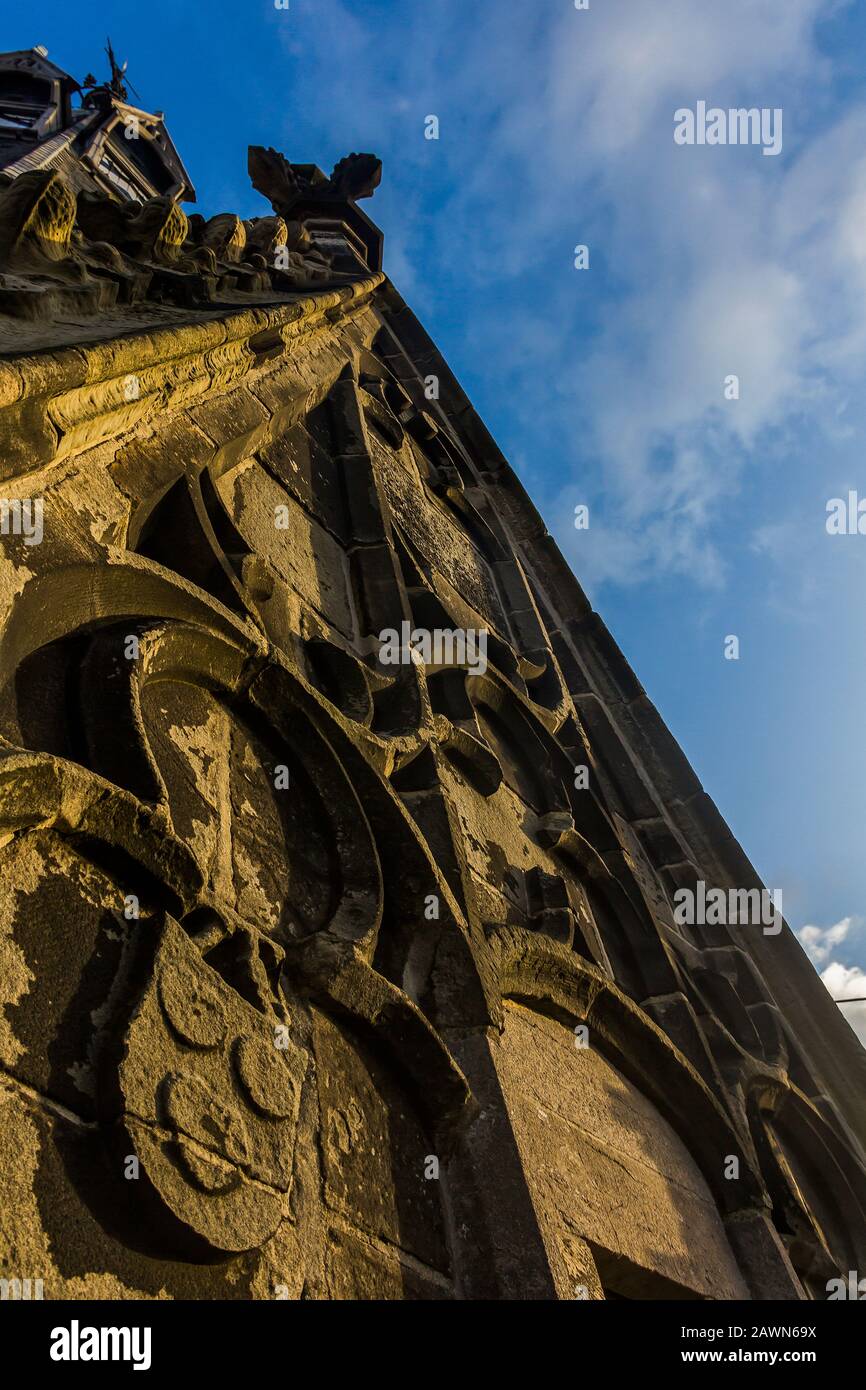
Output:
[[495, 1001, 748, 1299], [0, 142, 864, 1301]]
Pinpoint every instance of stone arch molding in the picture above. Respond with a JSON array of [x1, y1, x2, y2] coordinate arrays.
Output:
[[490, 926, 763, 1216], [747, 1079, 866, 1294], [0, 555, 480, 1270], [489, 926, 866, 1298]]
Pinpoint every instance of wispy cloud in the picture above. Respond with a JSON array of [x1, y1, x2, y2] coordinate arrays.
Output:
[[271, 0, 865, 597], [798, 915, 857, 964]]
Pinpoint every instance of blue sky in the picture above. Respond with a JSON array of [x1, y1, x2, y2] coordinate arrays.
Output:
[[10, 0, 866, 1037]]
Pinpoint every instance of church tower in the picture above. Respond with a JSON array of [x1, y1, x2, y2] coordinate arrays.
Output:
[[0, 45, 863, 1301]]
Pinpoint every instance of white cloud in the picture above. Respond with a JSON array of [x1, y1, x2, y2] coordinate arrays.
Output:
[[798, 915, 855, 964], [818, 959, 866, 1047], [798, 918, 866, 1044]]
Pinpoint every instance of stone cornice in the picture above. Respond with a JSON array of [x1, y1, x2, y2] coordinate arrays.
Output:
[[0, 271, 384, 481]]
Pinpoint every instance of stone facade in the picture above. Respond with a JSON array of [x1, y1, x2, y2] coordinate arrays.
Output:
[[0, 48, 865, 1301]]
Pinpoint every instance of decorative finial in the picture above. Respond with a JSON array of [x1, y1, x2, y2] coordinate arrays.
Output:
[[104, 38, 129, 100]]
